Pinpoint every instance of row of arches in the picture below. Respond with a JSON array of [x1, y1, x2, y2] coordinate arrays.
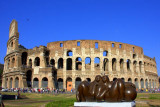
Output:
[[5, 76, 157, 90], [45, 57, 144, 72]]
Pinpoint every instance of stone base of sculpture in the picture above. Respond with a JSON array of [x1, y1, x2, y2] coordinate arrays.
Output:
[[74, 101, 136, 107]]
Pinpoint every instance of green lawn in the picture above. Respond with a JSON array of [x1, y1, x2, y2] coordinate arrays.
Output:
[[1, 92, 160, 107]]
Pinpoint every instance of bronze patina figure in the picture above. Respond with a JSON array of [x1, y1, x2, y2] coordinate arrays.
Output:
[[76, 75, 137, 102]]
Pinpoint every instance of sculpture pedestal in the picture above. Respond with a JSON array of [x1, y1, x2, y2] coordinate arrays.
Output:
[[74, 101, 136, 107]]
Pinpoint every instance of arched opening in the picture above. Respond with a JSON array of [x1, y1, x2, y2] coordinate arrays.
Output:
[[50, 59, 55, 67], [15, 77, 19, 88], [26, 70, 32, 87], [145, 79, 148, 89], [103, 58, 109, 71], [113, 78, 117, 81], [133, 61, 137, 72], [121, 78, 125, 82], [57, 78, 63, 89], [135, 78, 139, 89], [67, 50, 73, 56], [139, 61, 142, 72], [112, 58, 116, 71], [86, 78, 91, 83], [12, 58, 15, 68], [66, 77, 72, 91], [66, 58, 72, 70], [22, 52, 28, 65], [75, 77, 82, 89], [58, 58, 63, 69], [33, 78, 39, 88], [140, 78, 144, 89], [11, 42, 13, 48], [128, 78, 132, 83], [29, 59, 32, 67], [75, 57, 82, 70], [85, 57, 91, 70], [42, 77, 48, 88], [127, 59, 131, 71], [103, 51, 108, 56], [120, 59, 124, 71], [34, 57, 40, 66], [8, 59, 10, 68], [94, 57, 100, 70], [10, 78, 13, 88]]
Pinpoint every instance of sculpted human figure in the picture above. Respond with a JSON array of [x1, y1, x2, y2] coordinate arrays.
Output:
[[76, 75, 137, 102], [76, 75, 103, 102]]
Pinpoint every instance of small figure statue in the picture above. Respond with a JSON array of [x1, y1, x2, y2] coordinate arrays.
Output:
[[76, 75, 137, 102]]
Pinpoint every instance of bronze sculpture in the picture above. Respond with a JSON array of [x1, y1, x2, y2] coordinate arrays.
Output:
[[76, 75, 137, 102]]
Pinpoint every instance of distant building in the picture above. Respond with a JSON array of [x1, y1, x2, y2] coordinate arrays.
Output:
[[2, 20, 159, 91]]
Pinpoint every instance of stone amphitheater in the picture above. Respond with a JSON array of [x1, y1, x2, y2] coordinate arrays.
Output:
[[2, 20, 159, 91]]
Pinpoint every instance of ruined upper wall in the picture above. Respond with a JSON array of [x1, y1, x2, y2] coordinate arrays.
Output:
[[9, 20, 19, 38], [47, 40, 143, 56]]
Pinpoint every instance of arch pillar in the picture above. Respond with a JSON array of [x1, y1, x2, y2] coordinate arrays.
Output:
[[130, 61, 133, 73], [72, 77, 75, 89], [141, 63, 145, 74], [124, 61, 127, 73], [55, 58, 58, 69], [13, 77, 15, 88], [39, 78, 42, 88], [108, 59, 112, 73], [48, 77, 54, 88], [100, 57, 103, 73], [63, 58, 66, 71], [91, 58, 94, 71], [72, 57, 75, 71], [116, 59, 120, 72], [63, 77, 66, 89], [82, 57, 85, 71]]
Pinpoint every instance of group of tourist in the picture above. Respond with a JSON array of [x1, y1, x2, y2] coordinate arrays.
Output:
[[3, 87, 76, 94], [1, 87, 160, 94]]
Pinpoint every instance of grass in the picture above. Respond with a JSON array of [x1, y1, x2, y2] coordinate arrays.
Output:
[[1, 92, 160, 107]]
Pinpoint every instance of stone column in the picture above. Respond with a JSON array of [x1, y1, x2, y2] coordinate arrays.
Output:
[[141, 63, 145, 74], [124, 60, 127, 73], [63, 58, 66, 71], [13, 77, 15, 88], [2, 77, 5, 88], [108, 59, 112, 74], [82, 57, 85, 71], [100, 48, 103, 73], [116, 59, 120, 72], [55, 58, 58, 69], [100, 57, 103, 74], [138, 79, 141, 89], [72, 77, 75, 89], [63, 77, 66, 89], [130, 61, 133, 73], [136, 63, 140, 76], [91, 57, 94, 71], [39, 77, 42, 88], [72, 57, 75, 71]]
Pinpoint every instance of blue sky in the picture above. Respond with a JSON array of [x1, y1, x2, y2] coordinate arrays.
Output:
[[0, 0, 160, 76]]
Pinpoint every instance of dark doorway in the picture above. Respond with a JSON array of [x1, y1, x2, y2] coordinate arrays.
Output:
[[26, 70, 32, 87]]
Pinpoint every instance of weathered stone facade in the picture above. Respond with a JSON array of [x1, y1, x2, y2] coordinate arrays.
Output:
[[2, 20, 159, 91]]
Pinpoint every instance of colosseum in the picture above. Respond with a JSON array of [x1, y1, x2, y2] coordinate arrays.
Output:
[[2, 20, 159, 91]]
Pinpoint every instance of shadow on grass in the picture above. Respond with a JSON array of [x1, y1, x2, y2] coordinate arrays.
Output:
[[2, 94, 28, 100]]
